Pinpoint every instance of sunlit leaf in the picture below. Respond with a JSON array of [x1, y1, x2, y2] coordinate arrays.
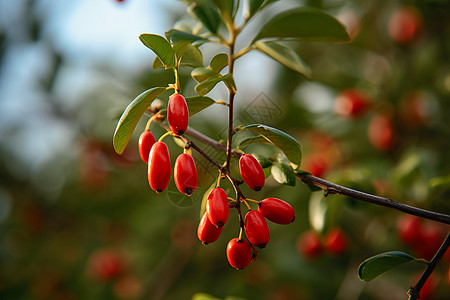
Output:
[[210, 53, 228, 73], [358, 252, 428, 282], [165, 29, 207, 44], [254, 40, 311, 78], [185, 96, 215, 116], [271, 162, 296, 186], [139, 34, 176, 68], [222, 73, 236, 92], [240, 124, 302, 169], [252, 153, 274, 168], [308, 190, 342, 233], [253, 8, 350, 43], [187, 0, 222, 34], [238, 136, 269, 147], [195, 75, 223, 96], [113, 87, 167, 154], [192, 67, 219, 82], [173, 40, 190, 63], [181, 45, 204, 67], [152, 57, 164, 69]]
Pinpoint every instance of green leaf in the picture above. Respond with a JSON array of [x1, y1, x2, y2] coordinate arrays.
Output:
[[358, 252, 428, 282], [139, 34, 176, 69], [165, 29, 207, 44], [252, 153, 274, 168], [191, 67, 218, 82], [245, 0, 264, 19], [271, 162, 296, 186], [211, 0, 236, 20], [185, 96, 215, 116], [210, 53, 228, 73], [195, 75, 223, 96], [113, 87, 167, 155], [238, 136, 269, 147], [254, 41, 311, 78], [173, 40, 190, 63], [188, 0, 222, 34], [181, 45, 204, 67], [240, 124, 302, 169], [308, 190, 342, 233], [152, 57, 164, 69], [430, 175, 450, 190], [253, 8, 350, 43], [222, 73, 236, 92]]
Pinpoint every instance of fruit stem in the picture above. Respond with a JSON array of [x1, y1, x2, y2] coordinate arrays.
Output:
[[158, 131, 173, 143], [242, 199, 251, 210], [144, 115, 155, 131], [245, 198, 259, 204]]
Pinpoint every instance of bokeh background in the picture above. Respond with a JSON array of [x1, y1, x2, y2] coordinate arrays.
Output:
[[0, 0, 449, 299]]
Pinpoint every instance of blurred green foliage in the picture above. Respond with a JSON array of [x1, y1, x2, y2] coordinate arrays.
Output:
[[0, 0, 449, 300]]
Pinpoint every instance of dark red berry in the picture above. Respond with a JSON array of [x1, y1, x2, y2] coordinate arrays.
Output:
[[368, 113, 395, 151], [168, 94, 189, 135], [138, 130, 155, 163], [147, 142, 171, 193], [197, 212, 223, 245], [258, 198, 295, 225], [388, 7, 422, 44], [226, 238, 253, 270], [239, 154, 265, 191], [206, 187, 229, 228], [88, 249, 126, 281], [397, 215, 423, 247], [244, 210, 270, 248], [334, 89, 370, 118], [324, 228, 349, 255], [297, 230, 322, 260], [174, 153, 198, 195]]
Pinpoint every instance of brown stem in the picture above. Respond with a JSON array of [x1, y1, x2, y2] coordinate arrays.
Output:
[[225, 27, 237, 171]]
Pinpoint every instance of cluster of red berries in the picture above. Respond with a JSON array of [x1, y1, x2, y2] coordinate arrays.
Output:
[[297, 228, 349, 260], [198, 154, 295, 269], [138, 94, 197, 195]]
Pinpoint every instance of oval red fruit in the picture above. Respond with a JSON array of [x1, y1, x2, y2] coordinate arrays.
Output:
[[388, 7, 422, 44], [138, 130, 156, 163], [197, 212, 223, 245], [324, 228, 349, 255], [206, 188, 229, 228], [397, 215, 423, 247], [147, 142, 171, 193], [297, 230, 322, 260], [168, 94, 189, 135], [244, 210, 270, 248], [239, 154, 265, 191], [258, 198, 295, 225], [174, 153, 198, 195], [368, 113, 395, 151], [334, 89, 370, 118], [226, 238, 253, 270]]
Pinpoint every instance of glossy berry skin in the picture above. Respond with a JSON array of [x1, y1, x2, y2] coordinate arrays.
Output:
[[297, 230, 322, 260], [244, 210, 270, 248], [138, 130, 156, 163], [206, 188, 229, 228], [168, 94, 189, 135], [334, 89, 370, 119], [324, 228, 349, 255], [197, 212, 223, 245], [239, 154, 265, 191], [226, 238, 253, 270], [147, 142, 171, 193], [174, 153, 197, 195], [258, 198, 295, 225]]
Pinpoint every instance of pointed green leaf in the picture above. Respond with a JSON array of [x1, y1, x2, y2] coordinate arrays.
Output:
[[210, 53, 228, 73], [188, 0, 222, 34], [238, 135, 269, 147], [245, 0, 264, 19], [185, 96, 215, 116], [191, 67, 219, 82], [195, 75, 223, 96], [252, 153, 274, 168], [254, 40, 311, 78], [358, 252, 428, 282], [113, 87, 167, 154], [240, 124, 302, 169], [139, 34, 176, 69], [165, 29, 207, 44], [253, 8, 350, 43], [181, 45, 204, 67], [211, 0, 236, 19], [173, 40, 190, 63], [271, 162, 296, 186], [222, 73, 236, 92], [152, 57, 164, 69]]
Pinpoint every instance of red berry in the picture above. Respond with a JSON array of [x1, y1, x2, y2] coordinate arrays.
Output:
[[258, 198, 295, 225], [138, 130, 155, 163], [397, 215, 423, 247], [87, 249, 126, 281], [334, 89, 370, 118], [197, 212, 223, 245], [239, 154, 265, 191], [414, 223, 443, 260], [297, 230, 322, 259], [147, 142, 171, 193], [226, 238, 253, 270], [244, 210, 270, 248], [324, 228, 349, 255], [388, 7, 422, 44], [168, 94, 189, 135], [206, 188, 229, 228], [368, 113, 395, 151], [174, 153, 198, 195]]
